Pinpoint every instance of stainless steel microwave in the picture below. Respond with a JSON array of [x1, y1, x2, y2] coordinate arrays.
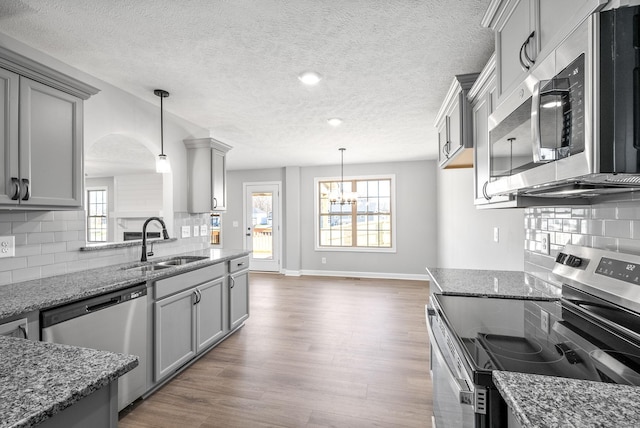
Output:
[[485, 5, 640, 199]]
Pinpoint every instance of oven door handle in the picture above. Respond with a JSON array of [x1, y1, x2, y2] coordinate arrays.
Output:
[[427, 315, 475, 407]]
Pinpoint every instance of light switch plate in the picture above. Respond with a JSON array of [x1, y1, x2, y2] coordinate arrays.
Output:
[[0, 236, 15, 258], [181, 226, 191, 238], [232, 221, 239, 227], [200, 225, 208, 236], [493, 227, 499, 243], [193, 225, 199, 237]]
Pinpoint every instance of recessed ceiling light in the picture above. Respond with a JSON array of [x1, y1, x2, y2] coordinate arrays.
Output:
[[327, 118, 343, 126], [298, 71, 322, 86]]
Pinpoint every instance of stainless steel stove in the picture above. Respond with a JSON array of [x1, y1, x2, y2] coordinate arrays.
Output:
[[427, 245, 640, 428]]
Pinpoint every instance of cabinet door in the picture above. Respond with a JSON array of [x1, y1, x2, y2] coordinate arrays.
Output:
[[211, 148, 226, 211], [437, 117, 448, 165], [0, 68, 19, 205], [154, 288, 197, 381], [448, 99, 462, 157], [496, 0, 534, 99], [19, 77, 83, 207], [196, 277, 225, 352], [473, 89, 491, 203], [229, 270, 249, 331]]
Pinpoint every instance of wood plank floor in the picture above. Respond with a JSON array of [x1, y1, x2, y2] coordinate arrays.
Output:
[[119, 273, 433, 428]]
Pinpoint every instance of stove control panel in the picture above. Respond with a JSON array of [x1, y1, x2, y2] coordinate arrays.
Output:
[[556, 252, 583, 268]]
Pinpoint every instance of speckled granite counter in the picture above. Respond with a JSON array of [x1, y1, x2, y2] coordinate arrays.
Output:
[[494, 371, 640, 428], [426, 267, 537, 297], [0, 336, 137, 428], [0, 248, 249, 320]]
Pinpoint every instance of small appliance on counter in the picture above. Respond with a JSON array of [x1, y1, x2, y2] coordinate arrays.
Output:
[[210, 213, 221, 246], [427, 244, 640, 427]]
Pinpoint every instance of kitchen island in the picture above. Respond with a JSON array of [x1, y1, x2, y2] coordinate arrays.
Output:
[[0, 336, 137, 428]]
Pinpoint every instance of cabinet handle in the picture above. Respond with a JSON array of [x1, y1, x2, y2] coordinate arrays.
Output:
[[522, 32, 536, 67], [519, 31, 536, 71], [230, 276, 235, 289], [193, 289, 201, 305], [10, 178, 20, 200], [237, 262, 245, 267], [442, 141, 450, 157], [21, 179, 30, 201], [482, 181, 492, 201], [212, 197, 217, 209]]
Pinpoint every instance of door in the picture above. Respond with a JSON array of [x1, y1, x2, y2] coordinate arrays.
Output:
[[244, 182, 281, 271]]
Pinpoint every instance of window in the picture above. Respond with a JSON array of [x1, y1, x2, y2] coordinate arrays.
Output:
[[317, 176, 394, 251], [87, 189, 108, 242]]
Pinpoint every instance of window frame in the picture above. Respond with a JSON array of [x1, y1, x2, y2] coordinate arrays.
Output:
[[86, 187, 108, 243], [314, 174, 397, 253]]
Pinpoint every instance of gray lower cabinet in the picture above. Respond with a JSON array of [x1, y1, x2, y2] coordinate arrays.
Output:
[[229, 256, 250, 331], [153, 263, 226, 382], [154, 286, 198, 381]]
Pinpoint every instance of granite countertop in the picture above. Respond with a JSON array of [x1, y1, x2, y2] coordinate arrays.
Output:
[[0, 336, 137, 428], [494, 371, 640, 428], [426, 267, 534, 297], [0, 248, 250, 320]]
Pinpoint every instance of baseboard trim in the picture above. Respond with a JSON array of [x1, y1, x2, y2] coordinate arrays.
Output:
[[282, 269, 302, 277], [300, 270, 429, 281]]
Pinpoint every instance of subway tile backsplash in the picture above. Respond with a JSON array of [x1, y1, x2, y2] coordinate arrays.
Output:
[[0, 210, 212, 286], [524, 193, 640, 294]]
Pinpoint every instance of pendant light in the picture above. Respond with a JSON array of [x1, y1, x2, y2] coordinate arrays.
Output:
[[154, 89, 171, 173], [329, 148, 358, 205]]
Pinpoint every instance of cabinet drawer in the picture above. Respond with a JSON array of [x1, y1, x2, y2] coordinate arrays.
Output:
[[155, 263, 226, 300], [229, 255, 249, 273]]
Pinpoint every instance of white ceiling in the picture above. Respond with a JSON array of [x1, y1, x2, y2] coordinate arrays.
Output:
[[0, 0, 494, 170]]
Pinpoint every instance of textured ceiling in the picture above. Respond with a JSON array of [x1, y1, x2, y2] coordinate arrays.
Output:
[[0, 0, 494, 170]]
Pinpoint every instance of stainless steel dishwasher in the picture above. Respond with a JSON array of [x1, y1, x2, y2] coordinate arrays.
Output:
[[41, 282, 148, 412]]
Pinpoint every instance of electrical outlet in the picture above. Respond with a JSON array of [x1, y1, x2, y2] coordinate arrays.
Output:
[[200, 225, 207, 236], [541, 233, 550, 255], [493, 227, 499, 243], [233, 221, 239, 227], [541, 309, 550, 334], [181, 226, 191, 238], [193, 225, 199, 237], [0, 236, 15, 258], [321, 257, 327, 264]]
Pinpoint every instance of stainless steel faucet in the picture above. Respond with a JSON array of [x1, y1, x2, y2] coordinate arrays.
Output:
[[141, 217, 170, 262]]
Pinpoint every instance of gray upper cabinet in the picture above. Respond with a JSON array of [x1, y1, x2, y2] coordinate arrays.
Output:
[[20, 77, 83, 207], [435, 73, 478, 169], [184, 138, 232, 213], [0, 46, 98, 210], [470, 54, 502, 206], [483, 0, 605, 104]]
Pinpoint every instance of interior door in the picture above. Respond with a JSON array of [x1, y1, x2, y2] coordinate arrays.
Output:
[[244, 182, 280, 272]]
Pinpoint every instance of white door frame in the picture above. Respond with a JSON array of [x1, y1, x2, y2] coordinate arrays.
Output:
[[242, 181, 282, 272]]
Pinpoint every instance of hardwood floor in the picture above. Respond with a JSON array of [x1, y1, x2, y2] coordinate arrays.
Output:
[[119, 273, 433, 428]]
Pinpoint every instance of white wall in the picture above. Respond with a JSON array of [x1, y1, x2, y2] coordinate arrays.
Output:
[[436, 167, 524, 270], [225, 160, 436, 279]]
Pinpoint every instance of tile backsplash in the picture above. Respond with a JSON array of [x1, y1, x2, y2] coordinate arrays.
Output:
[[524, 192, 640, 295], [0, 210, 212, 286]]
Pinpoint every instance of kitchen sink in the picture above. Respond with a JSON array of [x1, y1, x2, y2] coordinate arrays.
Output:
[[156, 256, 208, 266], [125, 264, 171, 273]]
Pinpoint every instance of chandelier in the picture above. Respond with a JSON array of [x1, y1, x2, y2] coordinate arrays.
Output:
[[329, 148, 358, 205]]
